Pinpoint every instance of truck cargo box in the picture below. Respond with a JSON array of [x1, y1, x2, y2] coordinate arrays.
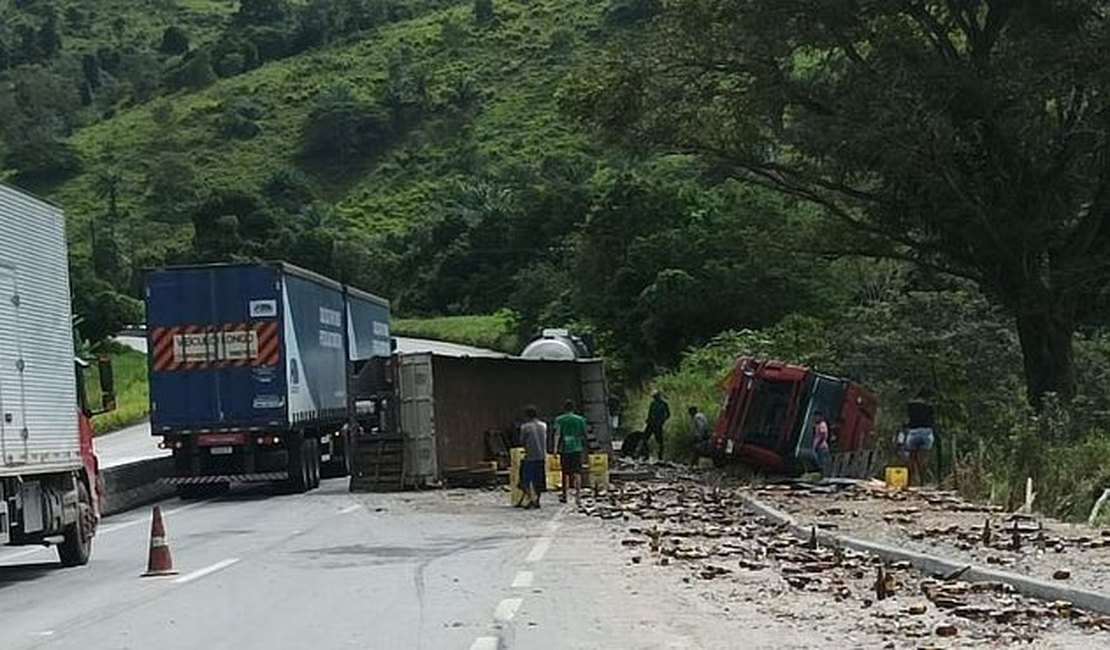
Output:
[[0, 183, 80, 475], [395, 353, 612, 487], [146, 262, 391, 435]]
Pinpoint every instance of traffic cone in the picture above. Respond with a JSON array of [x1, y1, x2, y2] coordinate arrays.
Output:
[[141, 505, 178, 577]]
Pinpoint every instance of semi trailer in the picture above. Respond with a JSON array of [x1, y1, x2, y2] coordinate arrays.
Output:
[[0, 182, 115, 566], [144, 262, 391, 497]]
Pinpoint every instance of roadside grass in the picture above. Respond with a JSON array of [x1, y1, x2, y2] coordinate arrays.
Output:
[[393, 310, 520, 353], [87, 349, 149, 435]]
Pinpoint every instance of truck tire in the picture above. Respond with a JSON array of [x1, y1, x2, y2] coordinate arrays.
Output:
[[286, 437, 310, 493], [58, 481, 94, 567], [308, 439, 321, 489]]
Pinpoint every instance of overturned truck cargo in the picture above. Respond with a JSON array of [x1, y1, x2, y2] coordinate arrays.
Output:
[[351, 352, 611, 490]]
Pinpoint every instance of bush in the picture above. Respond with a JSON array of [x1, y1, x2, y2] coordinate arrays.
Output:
[[299, 85, 392, 164], [159, 26, 190, 56]]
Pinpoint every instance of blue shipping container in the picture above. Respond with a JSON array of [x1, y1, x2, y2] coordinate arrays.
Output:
[[146, 263, 390, 434]]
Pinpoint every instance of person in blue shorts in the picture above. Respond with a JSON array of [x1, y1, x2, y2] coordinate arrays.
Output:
[[905, 392, 936, 486]]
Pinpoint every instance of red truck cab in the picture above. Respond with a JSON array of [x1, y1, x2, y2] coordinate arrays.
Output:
[[712, 357, 878, 476]]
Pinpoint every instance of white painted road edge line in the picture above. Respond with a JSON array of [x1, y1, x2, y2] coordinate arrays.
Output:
[[172, 558, 240, 585], [511, 570, 534, 589], [494, 598, 523, 623], [339, 504, 362, 515], [469, 637, 499, 650]]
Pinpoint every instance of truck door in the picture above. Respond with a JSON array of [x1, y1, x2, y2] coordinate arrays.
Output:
[[0, 265, 24, 465]]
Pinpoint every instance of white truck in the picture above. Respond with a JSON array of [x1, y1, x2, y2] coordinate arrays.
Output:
[[0, 182, 115, 566]]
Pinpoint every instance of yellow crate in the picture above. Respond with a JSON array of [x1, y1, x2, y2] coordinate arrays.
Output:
[[587, 453, 610, 490], [546, 453, 562, 473], [885, 465, 909, 491]]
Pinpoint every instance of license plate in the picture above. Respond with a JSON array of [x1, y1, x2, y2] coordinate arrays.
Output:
[[209, 446, 234, 455]]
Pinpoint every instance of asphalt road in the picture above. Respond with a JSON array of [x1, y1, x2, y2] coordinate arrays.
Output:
[[94, 422, 166, 469], [0, 483, 582, 650]]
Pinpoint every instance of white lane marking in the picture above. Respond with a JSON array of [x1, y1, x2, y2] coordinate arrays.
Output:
[[511, 570, 534, 588], [171, 558, 240, 585], [493, 598, 523, 623], [525, 537, 552, 563], [469, 637, 499, 650], [339, 504, 362, 515], [30, 631, 55, 637]]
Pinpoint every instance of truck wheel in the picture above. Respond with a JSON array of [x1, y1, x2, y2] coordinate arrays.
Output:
[[286, 437, 310, 493], [58, 481, 94, 567], [309, 439, 321, 489]]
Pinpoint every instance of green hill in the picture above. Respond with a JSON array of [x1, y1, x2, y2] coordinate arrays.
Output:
[[3, 0, 835, 380]]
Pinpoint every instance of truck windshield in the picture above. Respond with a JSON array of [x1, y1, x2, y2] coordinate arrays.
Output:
[[743, 379, 793, 451]]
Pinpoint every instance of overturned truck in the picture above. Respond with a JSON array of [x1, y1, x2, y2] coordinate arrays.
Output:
[[712, 357, 878, 478]]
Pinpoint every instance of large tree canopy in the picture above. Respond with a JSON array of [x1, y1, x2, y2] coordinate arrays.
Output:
[[563, 0, 1110, 403]]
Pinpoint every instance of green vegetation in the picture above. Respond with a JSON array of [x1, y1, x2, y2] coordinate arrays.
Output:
[[4, 1, 1110, 522], [82, 348, 149, 435], [393, 311, 518, 353]]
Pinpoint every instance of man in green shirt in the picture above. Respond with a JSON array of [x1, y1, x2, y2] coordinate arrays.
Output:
[[554, 399, 588, 505]]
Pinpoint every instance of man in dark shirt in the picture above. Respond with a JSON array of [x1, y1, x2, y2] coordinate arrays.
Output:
[[645, 392, 671, 460], [905, 393, 936, 486]]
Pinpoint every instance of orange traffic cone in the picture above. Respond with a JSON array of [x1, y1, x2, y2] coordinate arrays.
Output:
[[141, 505, 178, 577]]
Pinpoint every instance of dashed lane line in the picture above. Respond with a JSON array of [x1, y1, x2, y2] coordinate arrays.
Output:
[[525, 538, 552, 563], [494, 598, 523, 623], [469, 637, 499, 650], [171, 558, 240, 585], [511, 571, 534, 589]]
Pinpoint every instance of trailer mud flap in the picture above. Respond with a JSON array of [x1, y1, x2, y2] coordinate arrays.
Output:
[[164, 472, 289, 485]]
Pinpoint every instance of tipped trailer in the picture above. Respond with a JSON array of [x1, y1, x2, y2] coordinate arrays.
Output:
[[0, 182, 115, 566], [144, 262, 391, 497]]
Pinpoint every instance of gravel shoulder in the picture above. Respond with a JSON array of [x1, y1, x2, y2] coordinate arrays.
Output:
[[565, 476, 1110, 649], [750, 483, 1110, 595]]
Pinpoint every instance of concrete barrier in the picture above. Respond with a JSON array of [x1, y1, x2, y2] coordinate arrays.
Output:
[[738, 491, 1110, 616], [100, 457, 175, 517]]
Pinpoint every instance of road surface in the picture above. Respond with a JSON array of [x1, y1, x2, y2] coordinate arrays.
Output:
[[0, 483, 741, 650], [2, 482, 1106, 649], [94, 421, 166, 469]]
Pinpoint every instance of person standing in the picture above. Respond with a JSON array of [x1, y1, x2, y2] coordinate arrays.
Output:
[[813, 411, 830, 476], [905, 392, 936, 486], [645, 392, 671, 460], [519, 406, 548, 509], [554, 399, 588, 505], [688, 406, 711, 459]]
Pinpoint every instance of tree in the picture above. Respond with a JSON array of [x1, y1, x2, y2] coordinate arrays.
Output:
[[473, 0, 494, 27], [160, 25, 190, 56], [565, 1, 1110, 404], [236, 0, 287, 26], [299, 83, 391, 165], [167, 50, 216, 90]]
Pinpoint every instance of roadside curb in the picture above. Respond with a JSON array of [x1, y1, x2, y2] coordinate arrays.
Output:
[[100, 457, 174, 517], [737, 491, 1110, 616]]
